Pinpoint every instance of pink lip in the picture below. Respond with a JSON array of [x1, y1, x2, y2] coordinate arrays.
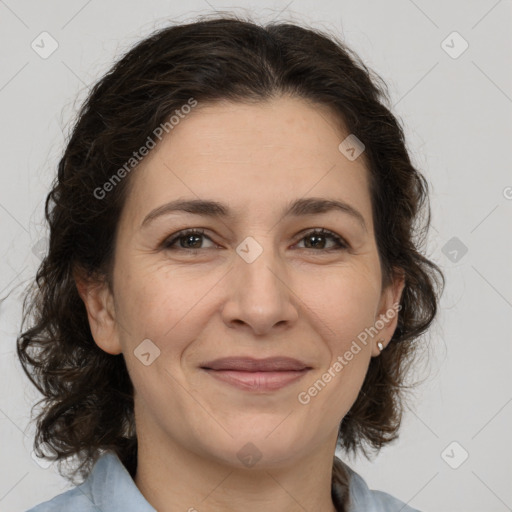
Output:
[[200, 356, 313, 392], [201, 356, 310, 372], [202, 369, 311, 391]]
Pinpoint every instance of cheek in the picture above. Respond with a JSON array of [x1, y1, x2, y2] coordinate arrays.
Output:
[[301, 263, 380, 343], [300, 266, 378, 399], [114, 267, 198, 411], [114, 257, 189, 337], [113, 260, 214, 385]]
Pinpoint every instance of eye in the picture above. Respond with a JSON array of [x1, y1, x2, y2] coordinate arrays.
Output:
[[161, 229, 216, 251], [161, 227, 348, 253], [293, 228, 348, 251]]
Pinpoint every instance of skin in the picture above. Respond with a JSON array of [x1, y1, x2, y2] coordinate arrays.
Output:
[[76, 95, 404, 512]]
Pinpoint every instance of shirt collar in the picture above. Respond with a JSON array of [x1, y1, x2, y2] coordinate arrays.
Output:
[[81, 451, 353, 511], [80, 451, 156, 511]]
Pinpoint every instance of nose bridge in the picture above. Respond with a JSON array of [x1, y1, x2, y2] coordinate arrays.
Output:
[[224, 233, 297, 332], [235, 233, 283, 298]]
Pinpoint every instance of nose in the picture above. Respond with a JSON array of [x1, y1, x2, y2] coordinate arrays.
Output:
[[221, 240, 299, 336]]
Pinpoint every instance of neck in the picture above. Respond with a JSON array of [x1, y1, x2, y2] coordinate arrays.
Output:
[[133, 421, 340, 512]]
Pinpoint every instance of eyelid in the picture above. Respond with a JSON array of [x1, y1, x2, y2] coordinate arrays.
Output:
[[161, 227, 349, 251], [161, 228, 211, 249], [293, 227, 349, 250]]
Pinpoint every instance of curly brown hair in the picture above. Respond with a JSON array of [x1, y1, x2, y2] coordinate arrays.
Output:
[[17, 13, 444, 486]]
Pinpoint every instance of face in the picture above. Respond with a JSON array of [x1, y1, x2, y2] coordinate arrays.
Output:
[[79, 95, 404, 469]]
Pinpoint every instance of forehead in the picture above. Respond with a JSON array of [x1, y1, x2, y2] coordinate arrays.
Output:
[[121, 96, 373, 229]]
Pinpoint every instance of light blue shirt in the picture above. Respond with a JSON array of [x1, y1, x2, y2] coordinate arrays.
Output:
[[26, 451, 420, 511]]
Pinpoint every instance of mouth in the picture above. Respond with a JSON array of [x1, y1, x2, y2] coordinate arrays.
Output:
[[200, 356, 312, 392]]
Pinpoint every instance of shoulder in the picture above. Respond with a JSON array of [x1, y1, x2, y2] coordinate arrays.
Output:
[[335, 457, 422, 512], [25, 486, 96, 512], [25, 452, 155, 512]]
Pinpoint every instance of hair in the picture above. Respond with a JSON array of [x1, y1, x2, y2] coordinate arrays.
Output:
[[17, 12, 444, 497]]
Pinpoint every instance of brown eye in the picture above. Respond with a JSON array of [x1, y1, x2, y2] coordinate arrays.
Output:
[[295, 228, 348, 251], [162, 229, 214, 251], [161, 227, 348, 253]]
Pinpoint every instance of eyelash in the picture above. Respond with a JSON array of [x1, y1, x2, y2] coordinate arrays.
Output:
[[161, 228, 349, 253]]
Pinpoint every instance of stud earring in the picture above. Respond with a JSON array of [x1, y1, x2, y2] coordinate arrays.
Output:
[[377, 340, 384, 352]]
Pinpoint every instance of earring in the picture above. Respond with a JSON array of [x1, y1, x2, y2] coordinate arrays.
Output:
[[377, 340, 384, 352]]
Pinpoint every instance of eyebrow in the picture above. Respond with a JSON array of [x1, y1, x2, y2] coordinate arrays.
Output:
[[141, 197, 367, 231]]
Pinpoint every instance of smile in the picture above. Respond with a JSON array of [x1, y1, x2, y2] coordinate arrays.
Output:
[[202, 369, 311, 392]]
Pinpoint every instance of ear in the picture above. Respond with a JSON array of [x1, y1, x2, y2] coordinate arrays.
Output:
[[74, 268, 122, 355], [372, 269, 405, 357]]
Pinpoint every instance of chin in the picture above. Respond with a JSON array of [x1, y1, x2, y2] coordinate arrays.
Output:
[[200, 424, 311, 470]]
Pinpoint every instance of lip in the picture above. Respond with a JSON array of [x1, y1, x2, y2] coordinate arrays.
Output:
[[200, 356, 310, 372], [202, 368, 311, 391], [200, 356, 312, 392]]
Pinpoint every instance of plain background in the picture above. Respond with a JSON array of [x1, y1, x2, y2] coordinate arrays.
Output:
[[0, 1, 511, 511]]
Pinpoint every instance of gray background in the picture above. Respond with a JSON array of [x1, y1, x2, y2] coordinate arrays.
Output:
[[1, 1, 511, 511]]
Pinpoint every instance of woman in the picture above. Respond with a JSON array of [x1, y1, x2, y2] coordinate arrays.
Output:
[[18, 14, 444, 512]]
